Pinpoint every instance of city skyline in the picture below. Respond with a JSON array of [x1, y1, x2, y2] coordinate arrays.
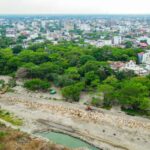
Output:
[[0, 0, 150, 15]]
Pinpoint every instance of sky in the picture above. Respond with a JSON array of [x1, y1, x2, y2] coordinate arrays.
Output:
[[0, 0, 150, 15]]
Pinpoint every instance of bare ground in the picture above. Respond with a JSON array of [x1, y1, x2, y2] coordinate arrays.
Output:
[[0, 76, 150, 150], [0, 123, 71, 150]]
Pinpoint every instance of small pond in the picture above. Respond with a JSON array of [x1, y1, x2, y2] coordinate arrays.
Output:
[[37, 131, 100, 150]]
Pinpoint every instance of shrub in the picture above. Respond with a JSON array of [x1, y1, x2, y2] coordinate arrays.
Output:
[[24, 79, 50, 91], [0, 131, 6, 138], [62, 82, 84, 102], [91, 97, 102, 107], [0, 109, 23, 126]]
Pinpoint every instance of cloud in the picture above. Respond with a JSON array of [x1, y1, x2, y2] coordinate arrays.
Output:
[[0, 0, 150, 14]]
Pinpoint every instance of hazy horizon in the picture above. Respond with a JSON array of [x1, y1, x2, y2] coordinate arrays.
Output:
[[0, 0, 150, 15]]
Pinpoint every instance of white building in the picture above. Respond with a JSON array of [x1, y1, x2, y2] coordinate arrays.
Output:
[[124, 60, 137, 71], [64, 22, 74, 31], [6, 28, 16, 38], [142, 50, 150, 64], [41, 21, 46, 28], [80, 24, 91, 31], [104, 40, 112, 46], [17, 23, 25, 31], [30, 33, 39, 39], [145, 64, 150, 71], [124, 60, 148, 75], [113, 36, 122, 45]]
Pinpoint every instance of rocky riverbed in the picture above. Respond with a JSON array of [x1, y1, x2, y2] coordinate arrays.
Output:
[[0, 76, 150, 150], [0, 90, 150, 150]]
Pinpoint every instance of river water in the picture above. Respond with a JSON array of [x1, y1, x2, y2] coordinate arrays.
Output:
[[37, 131, 100, 150]]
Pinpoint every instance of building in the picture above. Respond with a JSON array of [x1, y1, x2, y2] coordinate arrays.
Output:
[[113, 36, 122, 45], [109, 61, 125, 71], [80, 24, 91, 31], [124, 60, 148, 75], [142, 50, 150, 64], [138, 52, 145, 63], [139, 42, 148, 48], [110, 60, 148, 76], [104, 40, 112, 46]]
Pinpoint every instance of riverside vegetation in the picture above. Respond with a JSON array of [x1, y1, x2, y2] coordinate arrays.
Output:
[[0, 41, 150, 116], [0, 122, 70, 150], [0, 109, 23, 126]]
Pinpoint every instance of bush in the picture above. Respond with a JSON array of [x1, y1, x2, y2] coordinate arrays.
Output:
[[0, 131, 7, 139], [62, 82, 84, 102], [0, 109, 23, 126], [24, 79, 50, 91], [91, 97, 102, 107]]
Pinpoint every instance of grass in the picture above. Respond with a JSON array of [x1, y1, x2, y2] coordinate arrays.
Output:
[[0, 144, 5, 150], [0, 131, 7, 138], [0, 109, 23, 126]]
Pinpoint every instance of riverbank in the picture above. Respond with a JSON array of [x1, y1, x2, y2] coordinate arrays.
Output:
[[0, 76, 150, 150], [0, 90, 150, 150], [0, 122, 71, 150]]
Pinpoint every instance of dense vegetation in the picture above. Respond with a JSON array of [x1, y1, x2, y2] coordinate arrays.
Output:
[[24, 79, 50, 91], [0, 41, 149, 115], [98, 75, 150, 115]]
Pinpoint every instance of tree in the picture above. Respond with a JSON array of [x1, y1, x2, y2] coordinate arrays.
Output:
[[12, 45, 23, 54], [6, 57, 22, 73], [79, 55, 96, 65], [118, 80, 149, 110], [37, 62, 60, 80], [0, 37, 15, 48], [115, 70, 136, 80], [98, 84, 115, 107], [24, 79, 50, 91], [91, 97, 103, 107], [65, 67, 80, 80], [103, 75, 118, 87], [28, 43, 45, 51], [19, 50, 49, 64], [0, 48, 13, 74], [139, 98, 150, 112], [84, 71, 100, 87], [62, 82, 84, 102], [125, 41, 133, 48], [79, 61, 101, 75], [55, 74, 76, 87]]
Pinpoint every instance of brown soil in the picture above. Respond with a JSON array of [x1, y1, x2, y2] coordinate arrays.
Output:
[[0, 123, 70, 150]]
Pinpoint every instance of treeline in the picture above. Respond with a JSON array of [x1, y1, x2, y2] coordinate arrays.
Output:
[[0, 42, 149, 115], [97, 75, 150, 115]]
